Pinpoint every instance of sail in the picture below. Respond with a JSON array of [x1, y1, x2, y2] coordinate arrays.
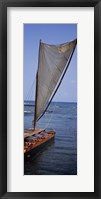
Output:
[[34, 39, 77, 127]]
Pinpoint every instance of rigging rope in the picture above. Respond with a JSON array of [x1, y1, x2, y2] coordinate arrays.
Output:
[[25, 77, 36, 101], [45, 102, 57, 129]]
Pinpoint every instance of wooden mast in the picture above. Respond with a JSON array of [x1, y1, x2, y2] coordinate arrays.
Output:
[[34, 39, 41, 129]]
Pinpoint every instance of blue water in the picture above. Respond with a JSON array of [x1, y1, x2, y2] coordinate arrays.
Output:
[[24, 101, 77, 175]]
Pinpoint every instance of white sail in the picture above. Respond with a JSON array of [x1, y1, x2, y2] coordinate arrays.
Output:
[[34, 39, 77, 126]]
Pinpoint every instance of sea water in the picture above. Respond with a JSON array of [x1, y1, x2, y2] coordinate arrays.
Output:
[[24, 101, 77, 175]]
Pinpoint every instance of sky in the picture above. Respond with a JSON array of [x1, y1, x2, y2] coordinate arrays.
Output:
[[24, 24, 77, 102]]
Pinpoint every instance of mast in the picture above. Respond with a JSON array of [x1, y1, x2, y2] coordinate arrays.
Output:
[[37, 39, 77, 121], [34, 39, 41, 129]]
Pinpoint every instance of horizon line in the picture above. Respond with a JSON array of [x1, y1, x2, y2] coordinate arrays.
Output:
[[24, 100, 77, 103]]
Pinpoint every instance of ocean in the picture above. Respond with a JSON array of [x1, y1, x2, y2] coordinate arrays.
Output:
[[24, 101, 77, 175]]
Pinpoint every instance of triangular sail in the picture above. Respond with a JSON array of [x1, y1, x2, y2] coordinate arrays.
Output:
[[34, 39, 77, 128]]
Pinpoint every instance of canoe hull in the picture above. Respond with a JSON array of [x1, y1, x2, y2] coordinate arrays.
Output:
[[24, 131, 55, 157]]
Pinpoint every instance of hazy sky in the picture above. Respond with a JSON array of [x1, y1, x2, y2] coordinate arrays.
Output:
[[24, 24, 77, 102]]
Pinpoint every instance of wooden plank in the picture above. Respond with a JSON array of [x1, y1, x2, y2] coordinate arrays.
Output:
[[24, 128, 45, 138]]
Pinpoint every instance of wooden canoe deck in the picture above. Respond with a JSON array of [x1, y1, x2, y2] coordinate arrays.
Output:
[[24, 128, 45, 138], [24, 131, 55, 154]]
